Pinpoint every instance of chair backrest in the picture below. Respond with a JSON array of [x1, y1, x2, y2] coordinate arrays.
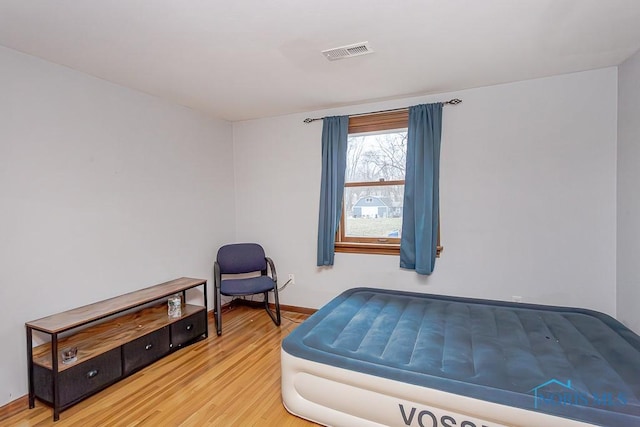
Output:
[[217, 243, 267, 274]]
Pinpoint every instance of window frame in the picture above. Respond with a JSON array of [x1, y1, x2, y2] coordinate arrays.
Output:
[[335, 109, 442, 257]]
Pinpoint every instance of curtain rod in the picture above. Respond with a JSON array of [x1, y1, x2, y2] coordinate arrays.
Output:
[[302, 98, 462, 123]]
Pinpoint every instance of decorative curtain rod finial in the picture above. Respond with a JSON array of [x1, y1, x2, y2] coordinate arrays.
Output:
[[444, 98, 462, 105], [303, 118, 314, 123]]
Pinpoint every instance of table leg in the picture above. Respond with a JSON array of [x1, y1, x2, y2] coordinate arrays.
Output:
[[26, 327, 34, 408], [52, 333, 59, 421]]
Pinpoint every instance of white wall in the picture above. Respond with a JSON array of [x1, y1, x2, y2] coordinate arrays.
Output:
[[617, 49, 640, 334], [0, 46, 236, 406], [233, 68, 618, 316]]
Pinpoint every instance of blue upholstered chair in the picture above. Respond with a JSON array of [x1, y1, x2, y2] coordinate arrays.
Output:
[[213, 243, 281, 335]]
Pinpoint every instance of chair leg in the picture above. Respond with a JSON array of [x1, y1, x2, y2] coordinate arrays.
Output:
[[263, 289, 281, 326], [214, 286, 222, 336], [214, 262, 223, 336], [273, 285, 281, 326]]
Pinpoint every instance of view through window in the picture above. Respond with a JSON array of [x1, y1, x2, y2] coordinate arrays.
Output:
[[343, 130, 406, 241]]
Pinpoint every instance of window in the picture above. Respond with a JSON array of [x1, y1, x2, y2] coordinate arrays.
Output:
[[335, 110, 442, 256], [335, 111, 407, 255]]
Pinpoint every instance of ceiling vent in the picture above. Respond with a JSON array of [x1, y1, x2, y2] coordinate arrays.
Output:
[[322, 42, 373, 61]]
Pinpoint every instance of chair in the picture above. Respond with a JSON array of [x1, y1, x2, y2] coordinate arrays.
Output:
[[213, 243, 281, 335]]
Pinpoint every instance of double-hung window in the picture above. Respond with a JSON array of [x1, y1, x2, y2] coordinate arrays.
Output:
[[335, 109, 443, 257], [335, 110, 408, 256]]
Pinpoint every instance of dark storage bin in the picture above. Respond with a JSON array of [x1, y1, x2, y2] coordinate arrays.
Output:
[[122, 326, 170, 375], [171, 309, 207, 348], [34, 347, 122, 407]]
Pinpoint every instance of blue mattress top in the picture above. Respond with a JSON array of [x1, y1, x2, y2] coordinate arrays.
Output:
[[282, 288, 640, 426]]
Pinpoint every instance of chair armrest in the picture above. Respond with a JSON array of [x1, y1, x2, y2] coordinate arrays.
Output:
[[265, 257, 277, 284]]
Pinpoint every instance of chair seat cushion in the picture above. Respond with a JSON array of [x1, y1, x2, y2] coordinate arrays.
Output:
[[220, 276, 276, 296]]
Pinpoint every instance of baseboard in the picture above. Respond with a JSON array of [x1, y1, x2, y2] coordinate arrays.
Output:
[[278, 303, 317, 315], [0, 395, 28, 422], [209, 299, 317, 315]]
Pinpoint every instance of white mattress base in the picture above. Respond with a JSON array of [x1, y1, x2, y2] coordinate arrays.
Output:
[[281, 350, 594, 427]]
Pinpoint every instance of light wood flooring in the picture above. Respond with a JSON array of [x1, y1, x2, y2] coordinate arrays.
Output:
[[2, 306, 320, 426]]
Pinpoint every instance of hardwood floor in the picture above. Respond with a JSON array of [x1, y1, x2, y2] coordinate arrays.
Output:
[[2, 306, 320, 426]]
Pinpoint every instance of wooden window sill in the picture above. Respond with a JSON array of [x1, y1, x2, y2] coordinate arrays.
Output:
[[335, 242, 443, 257], [335, 242, 400, 256]]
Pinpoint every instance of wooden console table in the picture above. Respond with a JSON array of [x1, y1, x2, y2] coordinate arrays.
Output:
[[25, 277, 208, 421]]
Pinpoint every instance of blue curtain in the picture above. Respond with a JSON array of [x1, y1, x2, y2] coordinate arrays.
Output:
[[400, 103, 443, 275], [317, 116, 349, 266]]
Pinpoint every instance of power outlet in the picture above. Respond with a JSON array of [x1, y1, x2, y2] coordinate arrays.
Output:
[[288, 274, 295, 285]]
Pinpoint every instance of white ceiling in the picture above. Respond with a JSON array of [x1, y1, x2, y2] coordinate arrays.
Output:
[[1, 1, 640, 121]]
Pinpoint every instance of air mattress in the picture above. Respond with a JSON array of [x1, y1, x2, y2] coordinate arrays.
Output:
[[281, 288, 640, 426]]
